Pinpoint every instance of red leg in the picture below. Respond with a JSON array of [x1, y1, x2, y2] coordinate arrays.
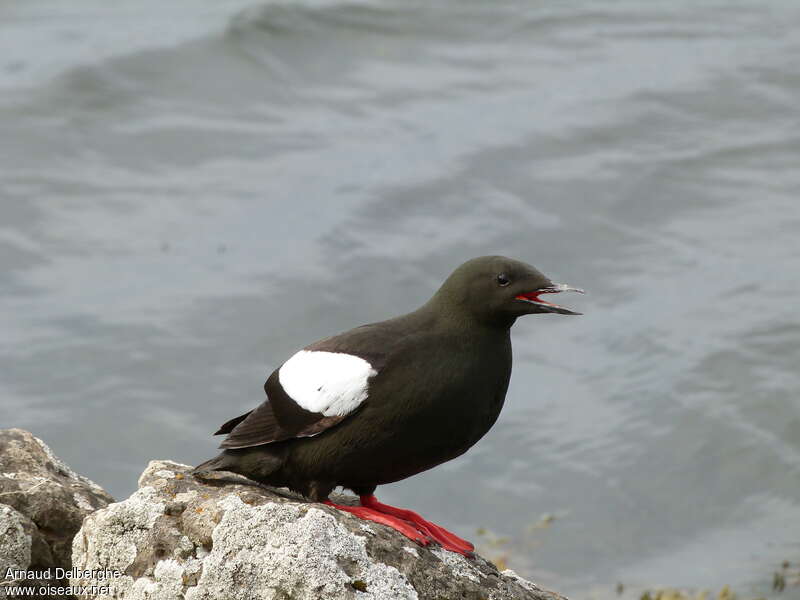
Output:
[[323, 500, 431, 546], [359, 495, 475, 556]]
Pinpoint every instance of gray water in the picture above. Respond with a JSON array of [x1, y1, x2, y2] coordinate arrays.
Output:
[[2, 1, 799, 598]]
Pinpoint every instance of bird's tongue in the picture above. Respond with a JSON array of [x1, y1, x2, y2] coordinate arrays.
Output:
[[515, 291, 556, 306]]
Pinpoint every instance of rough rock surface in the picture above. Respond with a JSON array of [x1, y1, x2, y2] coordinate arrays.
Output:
[[0, 428, 114, 598], [72, 460, 566, 600]]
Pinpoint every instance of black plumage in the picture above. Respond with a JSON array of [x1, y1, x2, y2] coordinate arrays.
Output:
[[195, 255, 582, 552]]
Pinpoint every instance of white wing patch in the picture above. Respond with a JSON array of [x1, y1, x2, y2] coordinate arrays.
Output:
[[278, 350, 377, 417]]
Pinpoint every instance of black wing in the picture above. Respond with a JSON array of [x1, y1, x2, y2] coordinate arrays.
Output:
[[213, 320, 400, 450], [216, 369, 351, 449], [214, 411, 253, 435]]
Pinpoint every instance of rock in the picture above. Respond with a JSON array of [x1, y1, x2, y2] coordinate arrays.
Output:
[[72, 460, 566, 600], [0, 428, 114, 598], [0, 504, 32, 582]]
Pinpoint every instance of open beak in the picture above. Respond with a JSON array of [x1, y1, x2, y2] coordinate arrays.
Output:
[[515, 283, 584, 315]]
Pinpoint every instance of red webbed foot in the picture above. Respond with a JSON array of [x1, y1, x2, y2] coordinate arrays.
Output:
[[359, 495, 474, 556], [323, 499, 432, 547]]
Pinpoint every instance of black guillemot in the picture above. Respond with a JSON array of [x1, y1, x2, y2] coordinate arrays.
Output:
[[195, 255, 583, 555]]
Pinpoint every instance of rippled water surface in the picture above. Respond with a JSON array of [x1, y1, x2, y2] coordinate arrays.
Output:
[[2, 1, 799, 597]]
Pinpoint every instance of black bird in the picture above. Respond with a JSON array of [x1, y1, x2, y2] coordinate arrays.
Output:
[[195, 256, 583, 554]]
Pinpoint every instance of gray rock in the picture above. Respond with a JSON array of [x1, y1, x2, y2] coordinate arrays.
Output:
[[0, 428, 114, 597], [0, 504, 32, 598], [72, 460, 566, 600]]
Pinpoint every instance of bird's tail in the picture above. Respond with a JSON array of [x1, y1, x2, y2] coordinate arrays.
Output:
[[192, 446, 287, 482], [193, 453, 236, 474]]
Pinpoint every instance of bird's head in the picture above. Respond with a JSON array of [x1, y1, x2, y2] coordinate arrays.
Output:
[[433, 255, 584, 328]]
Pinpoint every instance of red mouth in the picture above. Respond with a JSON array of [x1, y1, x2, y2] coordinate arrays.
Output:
[[514, 283, 584, 315], [515, 290, 560, 308]]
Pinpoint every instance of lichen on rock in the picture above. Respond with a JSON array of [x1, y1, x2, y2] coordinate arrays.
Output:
[[0, 503, 33, 597], [0, 428, 114, 598], [71, 460, 565, 600]]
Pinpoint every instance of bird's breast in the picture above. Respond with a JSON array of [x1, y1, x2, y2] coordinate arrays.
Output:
[[369, 334, 512, 449]]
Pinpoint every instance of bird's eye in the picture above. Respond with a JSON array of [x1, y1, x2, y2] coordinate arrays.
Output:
[[496, 273, 510, 287]]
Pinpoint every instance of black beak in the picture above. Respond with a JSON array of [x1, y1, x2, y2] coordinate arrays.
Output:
[[515, 283, 585, 315]]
